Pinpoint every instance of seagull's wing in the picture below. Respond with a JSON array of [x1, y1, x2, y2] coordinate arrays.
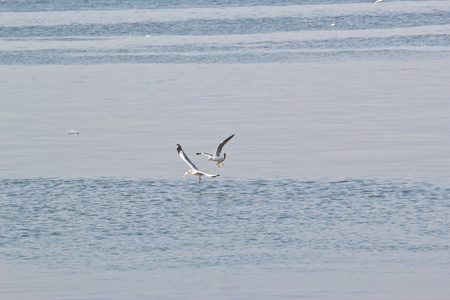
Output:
[[214, 134, 235, 156], [197, 171, 220, 178], [196, 152, 212, 157], [177, 144, 199, 171]]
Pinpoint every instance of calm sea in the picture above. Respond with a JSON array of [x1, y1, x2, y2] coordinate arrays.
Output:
[[1, 0, 449, 299]]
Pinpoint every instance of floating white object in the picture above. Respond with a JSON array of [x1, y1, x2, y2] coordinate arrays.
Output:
[[374, 0, 384, 3], [67, 129, 79, 135]]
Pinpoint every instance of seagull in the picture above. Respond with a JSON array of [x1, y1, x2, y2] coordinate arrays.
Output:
[[196, 134, 234, 167], [374, 0, 384, 3], [177, 144, 220, 183]]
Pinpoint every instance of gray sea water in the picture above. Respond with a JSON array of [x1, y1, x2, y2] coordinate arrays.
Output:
[[1, 0, 450, 299], [1, 178, 449, 299]]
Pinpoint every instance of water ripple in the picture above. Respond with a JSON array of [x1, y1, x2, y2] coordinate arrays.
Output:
[[1, 178, 448, 272]]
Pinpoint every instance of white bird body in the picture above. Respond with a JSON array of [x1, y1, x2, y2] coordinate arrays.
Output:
[[199, 153, 225, 163], [196, 134, 234, 167], [374, 0, 384, 3], [177, 144, 219, 182]]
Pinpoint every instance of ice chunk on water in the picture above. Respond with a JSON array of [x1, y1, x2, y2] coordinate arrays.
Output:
[[66, 129, 79, 135]]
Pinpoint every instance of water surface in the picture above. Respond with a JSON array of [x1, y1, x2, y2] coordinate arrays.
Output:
[[0, 0, 449, 299], [1, 178, 449, 299]]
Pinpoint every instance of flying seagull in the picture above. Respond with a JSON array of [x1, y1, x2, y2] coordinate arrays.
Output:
[[177, 144, 220, 183], [196, 134, 235, 167], [374, 0, 384, 3]]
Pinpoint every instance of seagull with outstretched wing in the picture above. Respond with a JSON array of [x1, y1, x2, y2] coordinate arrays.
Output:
[[196, 134, 234, 167], [177, 144, 220, 183]]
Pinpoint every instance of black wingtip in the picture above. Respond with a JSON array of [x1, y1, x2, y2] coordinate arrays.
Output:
[[176, 144, 182, 153], [196, 153, 201, 155]]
